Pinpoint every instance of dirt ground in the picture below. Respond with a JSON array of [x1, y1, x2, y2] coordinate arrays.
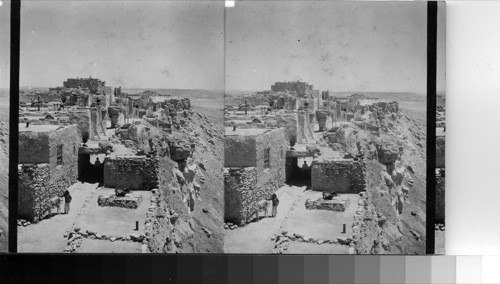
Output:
[[224, 184, 358, 254], [224, 184, 305, 253], [73, 188, 152, 238], [18, 182, 99, 252], [280, 192, 359, 254], [18, 182, 151, 253]]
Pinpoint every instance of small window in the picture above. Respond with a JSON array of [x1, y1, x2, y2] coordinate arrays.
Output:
[[264, 148, 271, 169], [56, 144, 63, 165]]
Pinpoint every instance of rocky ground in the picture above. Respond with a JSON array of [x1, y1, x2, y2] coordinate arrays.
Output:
[[148, 105, 224, 253], [353, 108, 427, 254], [18, 183, 98, 252], [18, 182, 153, 253], [0, 102, 9, 252], [225, 184, 361, 254]]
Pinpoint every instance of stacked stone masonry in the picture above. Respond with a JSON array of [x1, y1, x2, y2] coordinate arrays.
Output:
[[224, 128, 287, 224], [18, 125, 80, 222], [311, 159, 366, 193], [103, 156, 158, 191], [225, 167, 283, 225], [18, 164, 76, 222]]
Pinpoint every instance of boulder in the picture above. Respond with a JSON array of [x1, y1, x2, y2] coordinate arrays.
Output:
[[337, 236, 351, 245], [376, 142, 399, 165], [170, 141, 191, 162]]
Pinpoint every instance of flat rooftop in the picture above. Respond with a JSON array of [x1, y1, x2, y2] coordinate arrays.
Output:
[[225, 127, 276, 136], [19, 123, 63, 133]]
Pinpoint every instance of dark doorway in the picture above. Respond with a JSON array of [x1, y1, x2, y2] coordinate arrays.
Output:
[[285, 157, 311, 187], [78, 153, 104, 185]]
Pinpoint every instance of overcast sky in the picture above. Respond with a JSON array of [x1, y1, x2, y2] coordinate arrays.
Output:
[[19, 1, 224, 89], [4, 1, 445, 93], [226, 1, 444, 94]]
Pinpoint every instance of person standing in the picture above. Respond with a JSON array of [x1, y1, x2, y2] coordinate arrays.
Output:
[[63, 190, 72, 214], [269, 194, 279, 217]]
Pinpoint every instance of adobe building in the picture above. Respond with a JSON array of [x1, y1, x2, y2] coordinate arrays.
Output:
[[224, 127, 287, 224], [63, 77, 107, 94], [103, 155, 159, 191], [18, 124, 80, 222], [310, 156, 366, 193], [271, 81, 314, 97]]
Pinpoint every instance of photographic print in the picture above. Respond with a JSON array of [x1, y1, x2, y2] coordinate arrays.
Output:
[[223, 1, 437, 254], [17, 1, 224, 253]]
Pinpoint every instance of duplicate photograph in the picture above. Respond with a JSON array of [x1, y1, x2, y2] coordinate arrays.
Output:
[[223, 1, 442, 254], [17, 1, 224, 253]]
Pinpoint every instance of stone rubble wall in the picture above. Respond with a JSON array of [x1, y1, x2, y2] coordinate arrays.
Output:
[[18, 125, 79, 222], [18, 164, 74, 222], [97, 193, 143, 209], [311, 159, 366, 193], [103, 156, 158, 191], [224, 166, 284, 225]]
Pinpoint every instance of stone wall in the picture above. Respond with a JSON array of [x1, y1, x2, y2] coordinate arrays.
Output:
[[68, 109, 92, 137], [311, 159, 366, 193], [103, 156, 158, 190], [18, 125, 79, 196], [255, 128, 287, 188], [274, 113, 298, 145], [48, 125, 79, 184], [18, 164, 74, 222], [19, 131, 50, 164], [224, 135, 257, 168], [225, 167, 267, 225], [63, 77, 105, 93]]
